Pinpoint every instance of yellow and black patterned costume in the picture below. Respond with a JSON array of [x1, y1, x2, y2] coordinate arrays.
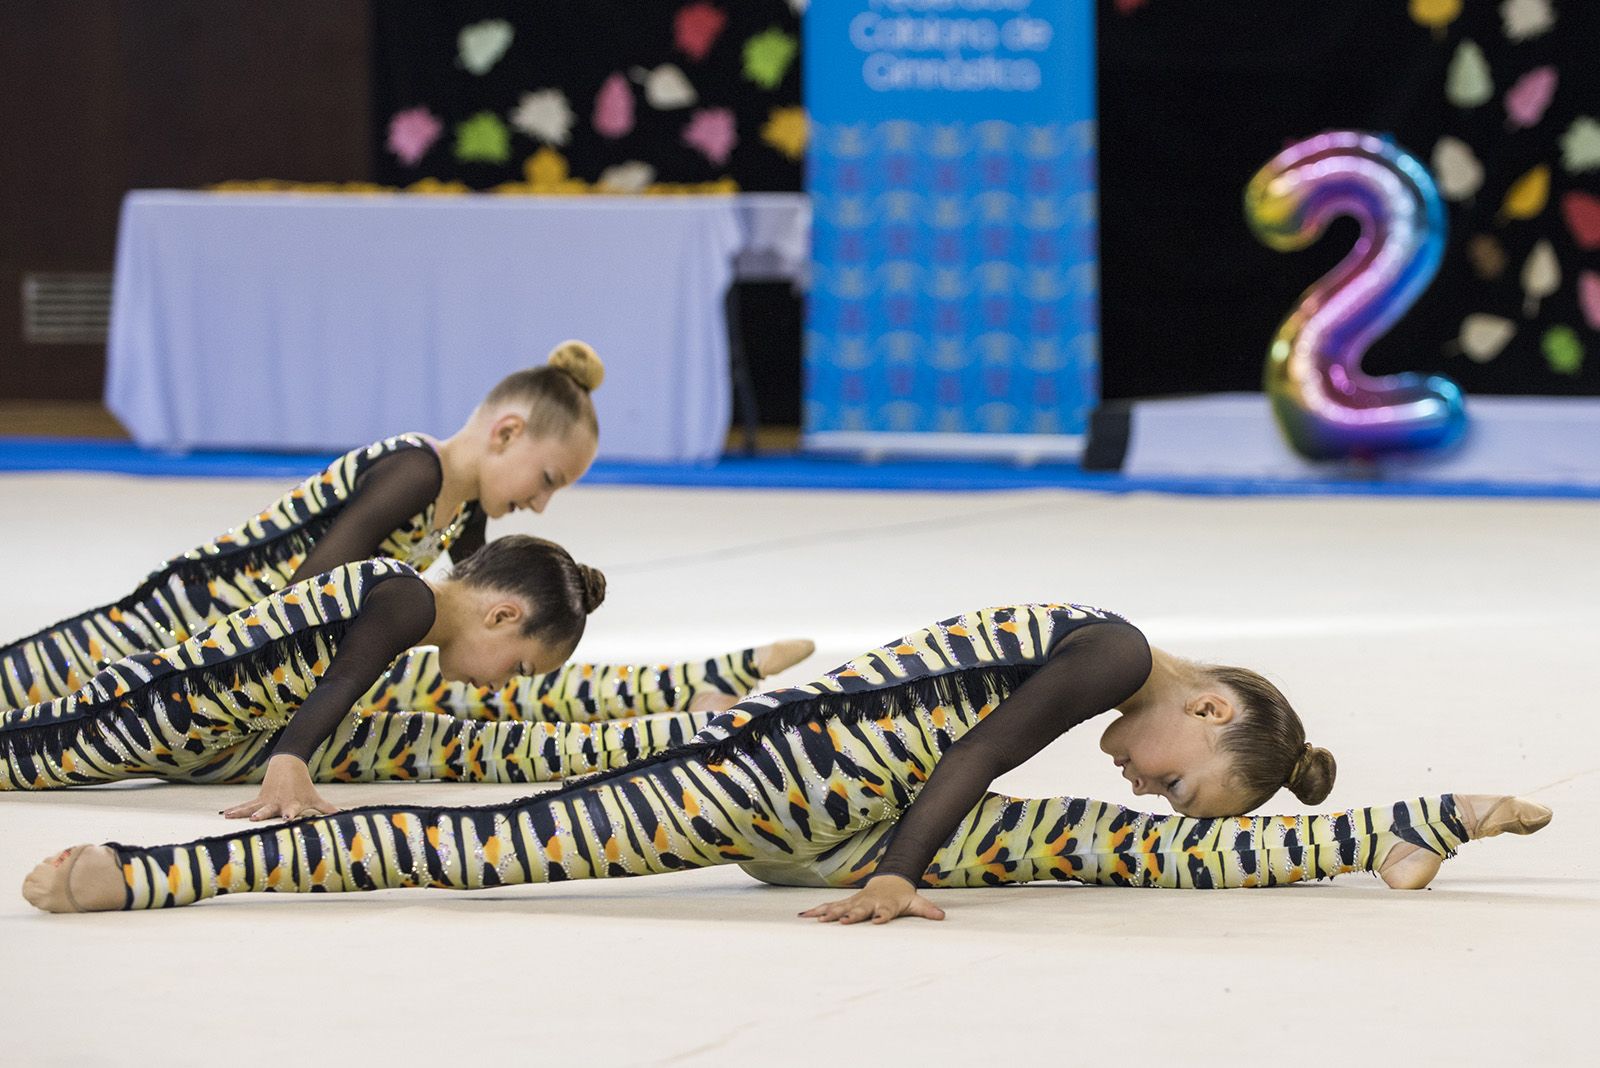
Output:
[[0, 559, 722, 791], [0, 433, 763, 721], [0, 436, 460, 707], [95, 605, 1474, 910]]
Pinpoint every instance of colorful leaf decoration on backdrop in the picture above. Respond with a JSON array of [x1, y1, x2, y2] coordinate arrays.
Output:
[[1499, 164, 1550, 221], [458, 20, 515, 76], [387, 107, 443, 166], [1578, 272, 1600, 331], [1410, 0, 1462, 38], [593, 72, 637, 139], [675, 3, 728, 62], [369, 2, 803, 194], [1561, 190, 1600, 249], [454, 112, 511, 163], [761, 106, 808, 160], [1500, 0, 1555, 42], [1504, 66, 1558, 130], [597, 161, 658, 193], [1433, 136, 1484, 201], [509, 89, 575, 145], [1446, 40, 1493, 107], [1560, 117, 1600, 173], [1521, 240, 1560, 316], [1468, 234, 1508, 280], [683, 107, 737, 164], [1459, 313, 1517, 362], [744, 28, 798, 90], [524, 147, 569, 186], [1542, 325, 1585, 375], [633, 64, 698, 110]]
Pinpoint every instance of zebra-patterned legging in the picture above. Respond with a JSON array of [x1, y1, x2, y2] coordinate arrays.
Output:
[[111, 691, 1471, 910], [1, 645, 759, 790]]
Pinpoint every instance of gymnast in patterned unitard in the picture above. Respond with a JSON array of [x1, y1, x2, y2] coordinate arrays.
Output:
[[0, 340, 811, 724], [21, 603, 1549, 917], [2, 538, 740, 818]]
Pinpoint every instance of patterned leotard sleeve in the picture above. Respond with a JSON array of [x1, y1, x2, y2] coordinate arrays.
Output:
[[269, 572, 437, 763], [288, 448, 446, 585], [871, 618, 1153, 884]]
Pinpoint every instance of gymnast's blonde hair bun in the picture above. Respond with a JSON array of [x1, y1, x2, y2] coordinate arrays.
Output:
[[547, 340, 604, 392], [1287, 744, 1337, 806]]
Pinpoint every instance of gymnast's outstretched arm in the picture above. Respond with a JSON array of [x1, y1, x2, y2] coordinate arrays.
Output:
[[220, 575, 436, 820], [803, 622, 1153, 923], [288, 448, 442, 585]]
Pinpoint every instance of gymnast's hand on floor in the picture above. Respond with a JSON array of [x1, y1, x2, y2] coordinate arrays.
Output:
[[221, 755, 341, 821], [799, 874, 946, 925]]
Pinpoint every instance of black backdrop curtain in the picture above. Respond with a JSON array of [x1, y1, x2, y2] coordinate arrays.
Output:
[[370, 0, 802, 192]]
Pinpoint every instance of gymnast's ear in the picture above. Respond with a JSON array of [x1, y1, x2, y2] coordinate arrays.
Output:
[[488, 411, 527, 449], [483, 599, 525, 629], [1186, 692, 1236, 725]]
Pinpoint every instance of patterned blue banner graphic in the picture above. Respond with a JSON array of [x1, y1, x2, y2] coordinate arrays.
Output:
[[804, 0, 1098, 458]]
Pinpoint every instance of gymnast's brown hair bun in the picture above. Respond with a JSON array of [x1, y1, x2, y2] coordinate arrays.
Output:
[[453, 535, 599, 647], [577, 563, 607, 615], [547, 340, 604, 392], [1287, 744, 1337, 806]]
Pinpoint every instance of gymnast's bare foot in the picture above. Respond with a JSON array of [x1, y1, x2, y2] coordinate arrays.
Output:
[[21, 845, 123, 913], [1379, 795, 1552, 890], [688, 639, 817, 712], [755, 638, 815, 677]]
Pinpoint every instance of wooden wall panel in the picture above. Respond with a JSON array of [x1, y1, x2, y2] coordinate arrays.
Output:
[[0, 0, 372, 401]]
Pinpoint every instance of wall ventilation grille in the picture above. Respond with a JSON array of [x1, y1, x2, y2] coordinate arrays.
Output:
[[22, 273, 113, 344]]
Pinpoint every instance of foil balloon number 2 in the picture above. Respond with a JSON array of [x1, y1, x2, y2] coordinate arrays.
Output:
[[1245, 131, 1467, 461]]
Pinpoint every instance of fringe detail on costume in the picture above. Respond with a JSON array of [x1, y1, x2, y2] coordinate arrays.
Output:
[[0, 513, 339, 653], [0, 620, 351, 767]]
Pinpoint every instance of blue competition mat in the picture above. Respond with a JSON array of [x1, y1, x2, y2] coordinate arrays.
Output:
[[2, 437, 1597, 500]]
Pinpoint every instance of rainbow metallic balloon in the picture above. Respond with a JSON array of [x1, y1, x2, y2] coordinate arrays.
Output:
[[1245, 131, 1466, 461]]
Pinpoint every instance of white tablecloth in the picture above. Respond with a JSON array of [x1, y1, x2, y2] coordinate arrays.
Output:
[[106, 191, 809, 462]]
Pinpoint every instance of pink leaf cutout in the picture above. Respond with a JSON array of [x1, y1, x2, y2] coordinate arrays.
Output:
[[1579, 271, 1600, 331], [683, 107, 737, 165], [387, 107, 442, 166], [1505, 66, 1558, 130], [593, 73, 636, 140]]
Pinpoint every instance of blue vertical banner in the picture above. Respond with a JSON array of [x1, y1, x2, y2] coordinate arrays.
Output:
[[804, 0, 1097, 458]]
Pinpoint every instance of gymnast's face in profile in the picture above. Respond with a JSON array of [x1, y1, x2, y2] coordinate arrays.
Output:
[[1098, 691, 1250, 818], [436, 597, 573, 690], [479, 419, 597, 519]]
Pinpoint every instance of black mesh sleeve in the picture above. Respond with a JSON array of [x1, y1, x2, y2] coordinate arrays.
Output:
[[446, 508, 488, 564], [269, 575, 437, 763], [872, 621, 1153, 885], [287, 447, 443, 585]]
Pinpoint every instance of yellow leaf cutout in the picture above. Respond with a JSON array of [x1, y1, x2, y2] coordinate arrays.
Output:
[[762, 106, 808, 161], [1410, 0, 1461, 36], [524, 147, 570, 187], [1499, 164, 1550, 220]]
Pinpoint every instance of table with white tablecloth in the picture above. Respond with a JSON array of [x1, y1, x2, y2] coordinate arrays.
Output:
[[106, 191, 809, 463]]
